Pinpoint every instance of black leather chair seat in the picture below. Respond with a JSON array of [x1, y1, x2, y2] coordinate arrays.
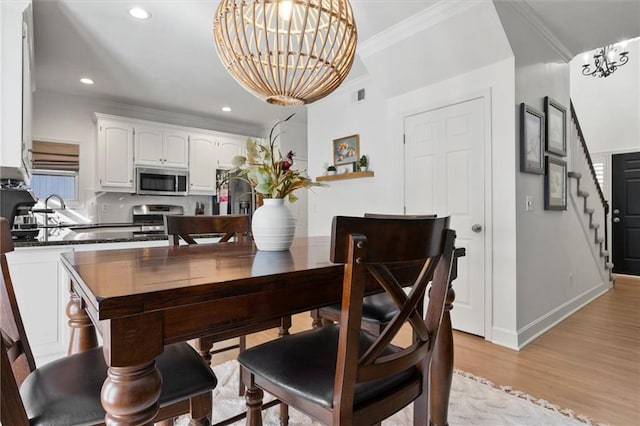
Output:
[[20, 342, 217, 426], [237, 325, 418, 409], [322, 293, 399, 323]]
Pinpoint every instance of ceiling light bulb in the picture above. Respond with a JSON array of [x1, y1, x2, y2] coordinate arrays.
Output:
[[80, 78, 94, 85], [222, 106, 231, 112], [278, 1, 293, 21], [129, 7, 151, 20]]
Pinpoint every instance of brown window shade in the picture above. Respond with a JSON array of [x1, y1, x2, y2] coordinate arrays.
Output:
[[31, 141, 79, 172]]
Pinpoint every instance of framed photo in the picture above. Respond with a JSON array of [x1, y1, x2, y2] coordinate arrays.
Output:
[[544, 97, 567, 156], [520, 103, 545, 174], [336, 162, 355, 174], [333, 134, 360, 165], [545, 156, 567, 210]]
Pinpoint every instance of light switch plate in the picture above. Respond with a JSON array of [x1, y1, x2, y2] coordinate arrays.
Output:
[[525, 196, 533, 211]]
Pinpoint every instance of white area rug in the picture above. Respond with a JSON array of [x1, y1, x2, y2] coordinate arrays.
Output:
[[179, 360, 601, 426]]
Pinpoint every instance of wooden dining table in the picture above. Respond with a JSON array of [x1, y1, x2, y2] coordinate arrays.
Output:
[[60, 236, 460, 426]]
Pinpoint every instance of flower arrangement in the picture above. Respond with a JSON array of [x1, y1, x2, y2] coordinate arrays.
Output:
[[230, 114, 321, 203]]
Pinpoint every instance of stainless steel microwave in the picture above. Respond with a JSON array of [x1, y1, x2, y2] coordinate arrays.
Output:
[[136, 168, 188, 196]]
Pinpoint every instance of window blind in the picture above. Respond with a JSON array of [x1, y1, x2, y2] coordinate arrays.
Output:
[[31, 140, 79, 172]]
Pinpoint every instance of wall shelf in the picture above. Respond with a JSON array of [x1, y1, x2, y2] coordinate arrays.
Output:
[[316, 171, 374, 182]]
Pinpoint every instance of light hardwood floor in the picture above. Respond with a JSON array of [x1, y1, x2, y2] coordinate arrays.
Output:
[[214, 275, 640, 425]]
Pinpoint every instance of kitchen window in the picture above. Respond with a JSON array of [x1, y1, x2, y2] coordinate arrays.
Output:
[[30, 140, 79, 201]]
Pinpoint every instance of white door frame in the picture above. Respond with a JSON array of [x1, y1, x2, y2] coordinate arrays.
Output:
[[396, 88, 494, 341]]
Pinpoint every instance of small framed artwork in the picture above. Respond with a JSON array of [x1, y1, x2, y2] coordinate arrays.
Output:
[[544, 97, 567, 156], [336, 162, 355, 174], [520, 103, 545, 174], [333, 134, 360, 165], [544, 156, 567, 210]]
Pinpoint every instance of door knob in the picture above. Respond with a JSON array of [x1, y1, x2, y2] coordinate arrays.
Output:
[[471, 224, 482, 233], [613, 217, 620, 223], [613, 209, 620, 214]]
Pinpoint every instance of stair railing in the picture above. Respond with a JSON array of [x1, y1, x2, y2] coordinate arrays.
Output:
[[570, 101, 610, 254]]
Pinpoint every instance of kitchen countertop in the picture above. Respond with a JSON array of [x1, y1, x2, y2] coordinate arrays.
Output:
[[13, 223, 169, 248]]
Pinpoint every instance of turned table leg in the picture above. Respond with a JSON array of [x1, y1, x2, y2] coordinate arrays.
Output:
[[102, 361, 162, 425], [66, 290, 98, 355]]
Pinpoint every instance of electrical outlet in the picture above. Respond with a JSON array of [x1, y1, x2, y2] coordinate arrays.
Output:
[[525, 196, 533, 211], [101, 203, 109, 213]]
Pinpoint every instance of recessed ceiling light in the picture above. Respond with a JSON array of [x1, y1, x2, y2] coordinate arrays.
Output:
[[80, 78, 94, 85], [222, 106, 232, 112], [129, 7, 151, 20]]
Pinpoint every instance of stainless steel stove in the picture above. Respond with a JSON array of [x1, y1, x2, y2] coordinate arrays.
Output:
[[132, 204, 184, 234]]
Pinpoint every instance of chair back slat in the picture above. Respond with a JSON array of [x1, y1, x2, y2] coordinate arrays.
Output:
[[164, 215, 250, 245], [330, 216, 448, 263], [329, 216, 455, 414], [1, 335, 30, 425]]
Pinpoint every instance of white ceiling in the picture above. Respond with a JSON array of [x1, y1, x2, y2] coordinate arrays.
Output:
[[32, 1, 640, 130]]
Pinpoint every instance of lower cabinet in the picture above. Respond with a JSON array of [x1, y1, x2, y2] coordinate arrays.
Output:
[[6, 239, 169, 365], [6, 246, 73, 366]]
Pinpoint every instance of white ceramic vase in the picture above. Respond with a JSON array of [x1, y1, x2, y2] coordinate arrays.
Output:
[[251, 198, 296, 251]]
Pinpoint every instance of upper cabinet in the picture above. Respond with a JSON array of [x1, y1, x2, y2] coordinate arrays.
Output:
[[0, 1, 33, 181], [96, 116, 135, 192], [189, 133, 217, 195], [218, 135, 246, 169], [93, 113, 256, 195], [134, 126, 188, 169]]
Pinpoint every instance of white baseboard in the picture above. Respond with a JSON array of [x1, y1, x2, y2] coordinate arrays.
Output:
[[516, 282, 611, 349], [490, 326, 519, 350]]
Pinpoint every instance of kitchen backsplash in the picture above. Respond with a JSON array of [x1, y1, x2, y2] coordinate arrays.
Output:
[[89, 192, 212, 224]]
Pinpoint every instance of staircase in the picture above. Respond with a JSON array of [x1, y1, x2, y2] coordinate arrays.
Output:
[[568, 101, 614, 283]]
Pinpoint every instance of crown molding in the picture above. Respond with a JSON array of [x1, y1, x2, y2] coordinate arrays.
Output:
[[502, 0, 573, 61], [357, 1, 483, 59]]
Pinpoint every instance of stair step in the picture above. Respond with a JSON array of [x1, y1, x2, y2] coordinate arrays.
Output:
[[590, 223, 600, 230], [578, 190, 590, 198], [584, 208, 595, 215], [568, 171, 582, 179]]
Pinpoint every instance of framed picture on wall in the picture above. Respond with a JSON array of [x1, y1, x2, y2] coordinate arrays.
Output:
[[333, 134, 360, 165], [544, 97, 567, 156], [520, 103, 545, 174], [544, 156, 567, 210]]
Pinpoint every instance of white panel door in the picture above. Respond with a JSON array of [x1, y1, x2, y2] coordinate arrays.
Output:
[[404, 97, 485, 336]]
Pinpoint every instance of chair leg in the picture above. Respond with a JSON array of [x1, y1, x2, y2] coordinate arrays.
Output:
[[190, 392, 212, 426], [279, 402, 289, 426], [245, 382, 264, 426], [238, 336, 247, 396]]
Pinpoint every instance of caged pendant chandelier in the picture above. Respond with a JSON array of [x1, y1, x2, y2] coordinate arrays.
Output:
[[213, 0, 357, 106]]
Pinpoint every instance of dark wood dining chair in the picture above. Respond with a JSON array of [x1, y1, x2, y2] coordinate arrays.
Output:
[[0, 217, 218, 426], [239, 215, 456, 425], [310, 213, 437, 336], [164, 214, 291, 398]]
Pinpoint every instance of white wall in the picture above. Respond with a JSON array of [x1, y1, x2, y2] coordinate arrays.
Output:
[[32, 90, 262, 222], [307, 0, 521, 348], [570, 38, 640, 155], [515, 62, 609, 346]]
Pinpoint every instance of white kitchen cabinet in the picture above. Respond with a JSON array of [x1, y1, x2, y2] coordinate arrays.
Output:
[[6, 245, 73, 366], [134, 126, 188, 169], [189, 132, 218, 194], [96, 116, 135, 192], [218, 135, 247, 169], [0, 1, 33, 181]]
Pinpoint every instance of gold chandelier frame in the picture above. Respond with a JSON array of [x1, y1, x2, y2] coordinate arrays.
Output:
[[213, 0, 357, 106]]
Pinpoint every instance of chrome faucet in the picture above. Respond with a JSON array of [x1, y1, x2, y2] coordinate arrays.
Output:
[[44, 194, 66, 226]]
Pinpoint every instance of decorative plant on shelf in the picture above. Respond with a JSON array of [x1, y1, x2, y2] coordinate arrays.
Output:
[[230, 113, 322, 203], [358, 155, 368, 171]]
